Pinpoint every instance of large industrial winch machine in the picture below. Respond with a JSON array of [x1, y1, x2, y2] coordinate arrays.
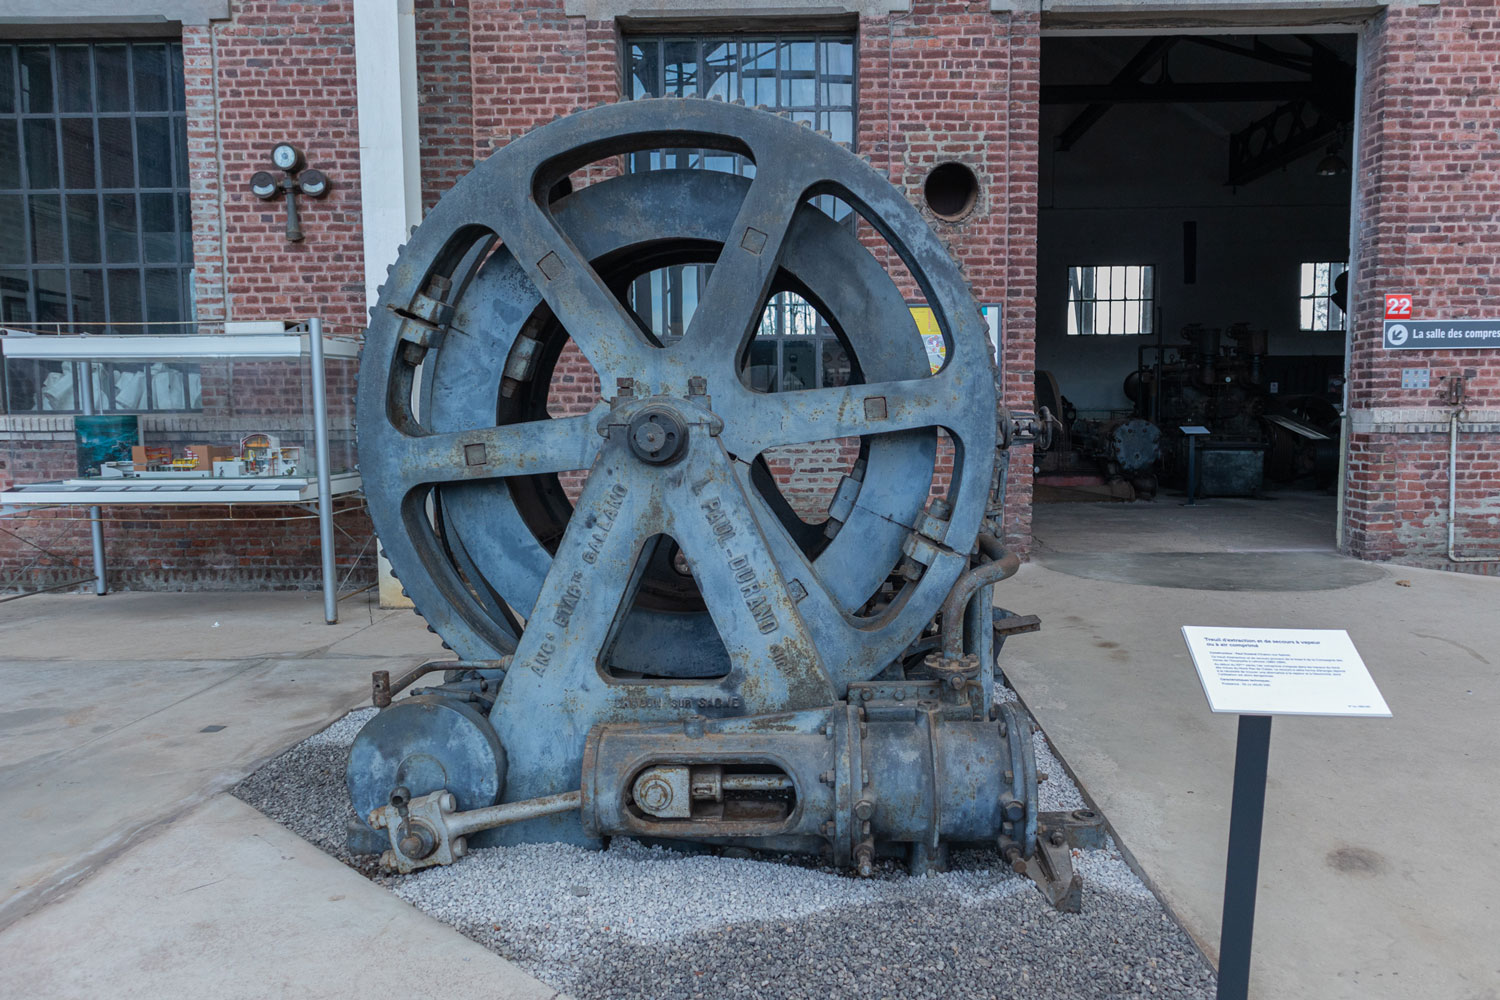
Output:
[[346, 99, 1092, 907]]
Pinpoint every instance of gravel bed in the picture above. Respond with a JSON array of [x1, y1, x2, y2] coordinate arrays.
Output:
[[235, 700, 1214, 1000]]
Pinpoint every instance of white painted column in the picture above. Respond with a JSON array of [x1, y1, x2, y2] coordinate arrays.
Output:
[[354, 0, 422, 608]]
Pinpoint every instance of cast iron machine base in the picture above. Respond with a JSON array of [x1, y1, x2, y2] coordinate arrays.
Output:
[[346, 99, 1070, 906]]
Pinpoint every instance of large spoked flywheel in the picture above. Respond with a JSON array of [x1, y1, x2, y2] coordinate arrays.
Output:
[[358, 101, 997, 826]]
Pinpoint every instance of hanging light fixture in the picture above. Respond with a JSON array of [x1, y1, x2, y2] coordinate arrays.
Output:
[[1316, 139, 1349, 177]]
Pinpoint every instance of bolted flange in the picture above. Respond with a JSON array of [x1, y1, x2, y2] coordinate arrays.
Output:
[[626, 404, 689, 465]]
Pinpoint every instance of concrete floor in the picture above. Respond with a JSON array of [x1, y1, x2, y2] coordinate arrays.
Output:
[[1008, 491, 1500, 1000], [1, 495, 1494, 999], [0, 591, 564, 999]]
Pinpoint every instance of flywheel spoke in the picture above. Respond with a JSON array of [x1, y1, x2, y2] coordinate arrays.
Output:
[[680, 163, 812, 365], [507, 464, 663, 679], [394, 414, 602, 491], [720, 374, 962, 458], [485, 198, 655, 385], [665, 440, 829, 702]]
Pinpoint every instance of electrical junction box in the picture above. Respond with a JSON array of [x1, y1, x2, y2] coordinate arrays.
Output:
[[1401, 368, 1430, 390]]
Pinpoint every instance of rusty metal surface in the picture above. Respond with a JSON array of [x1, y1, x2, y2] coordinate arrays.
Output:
[[346, 100, 1056, 890]]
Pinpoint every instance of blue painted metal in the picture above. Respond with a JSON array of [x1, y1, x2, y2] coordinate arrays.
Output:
[[347, 99, 1049, 883]]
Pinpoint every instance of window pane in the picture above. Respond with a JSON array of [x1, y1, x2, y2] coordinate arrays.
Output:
[[104, 192, 138, 262], [743, 41, 776, 106], [782, 339, 815, 391], [57, 45, 93, 112], [136, 118, 173, 188], [0, 196, 21, 264], [0, 269, 31, 324], [132, 44, 171, 111], [172, 117, 189, 188], [748, 340, 777, 392], [99, 117, 134, 187], [821, 337, 851, 387], [72, 268, 105, 328], [34, 268, 68, 326], [824, 110, 853, 147], [95, 45, 130, 113], [19, 46, 53, 114], [144, 267, 182, 327], [30, 193, 64, 263], [169, 43, 186, 111], [0, 121, 17, 188], [1066, 264, 1154, 335], [67, 193, 101, 263], [107, 268, 142, 325], [142, 190, 177, 262], [0, 48, 13, 114], [178, 191, 192, 260], [664, 39, 697, 97], [702, 41, 737, 101], [821, 41, 852, 106], [5, 357, 41, 411], [628, 42, 658, 99], [62, 118, 97, 189], [784, 41, 815, 106], [24, 119, 59, 189]]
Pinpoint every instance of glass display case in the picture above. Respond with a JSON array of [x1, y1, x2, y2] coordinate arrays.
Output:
[[0, 320, 359, 619], [0, 321, 357, 501]]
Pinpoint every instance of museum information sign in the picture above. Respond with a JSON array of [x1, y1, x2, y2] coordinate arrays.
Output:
[[1383, 319, 1500, 350], [1182, 626, 1391, 717]]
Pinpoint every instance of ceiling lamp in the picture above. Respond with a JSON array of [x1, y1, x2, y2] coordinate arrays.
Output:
[[1316, 142, 1349, 177]]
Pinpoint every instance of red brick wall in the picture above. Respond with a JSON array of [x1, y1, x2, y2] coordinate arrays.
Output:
[[416, 0, 476, 212], [468, 0, 620, 163], [1345, 0, 1500, 573], [205, 0, 368, 333], [858, 2, 1039, 554]]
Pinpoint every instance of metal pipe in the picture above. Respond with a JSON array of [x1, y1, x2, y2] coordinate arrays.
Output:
[[1448, 409, 1491, 563], [309, 317, 339, 622], [76, 362, 107, 596], [448, 790, 582, 839], [940, 533, 1021, 660]]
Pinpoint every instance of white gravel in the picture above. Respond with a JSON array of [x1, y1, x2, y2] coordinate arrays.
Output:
[[236, 695, 1214, 1000]]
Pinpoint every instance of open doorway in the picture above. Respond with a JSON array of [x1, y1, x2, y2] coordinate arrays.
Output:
[[1035, 33, 1355, 525]]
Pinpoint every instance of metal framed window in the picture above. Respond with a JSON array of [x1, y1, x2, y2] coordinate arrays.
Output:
[[1066, 264, 1155, 336], [0, 40, 197, 412], [1299, 261, 1347, 332], [624, 34, 856, 391]]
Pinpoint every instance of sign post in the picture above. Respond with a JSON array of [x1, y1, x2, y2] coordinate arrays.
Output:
[[1217, 712, 1271, 1000], [1180, 626, 1391, 1000], [1180, 425, 1210, 506]]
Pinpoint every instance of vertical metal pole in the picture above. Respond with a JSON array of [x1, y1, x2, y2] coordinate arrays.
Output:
[[964, 581, 996, 706], [1216, 714, 1272, 1000], [1185, 434, 1198, 507], [77, 362, 108, 595], [308, 318, 338, 624]]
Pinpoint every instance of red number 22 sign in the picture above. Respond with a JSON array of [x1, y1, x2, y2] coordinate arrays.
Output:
[[1385, 294, 1413, 320]]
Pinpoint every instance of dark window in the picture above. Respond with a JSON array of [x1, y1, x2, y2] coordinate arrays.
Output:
[[0, 40, 196, 412], [624, 34, 855, 391]]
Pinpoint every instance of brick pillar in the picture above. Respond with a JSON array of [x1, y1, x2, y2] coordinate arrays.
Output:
[[1345, 0, 1500, 572], [858, 1, 1040, 556]]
